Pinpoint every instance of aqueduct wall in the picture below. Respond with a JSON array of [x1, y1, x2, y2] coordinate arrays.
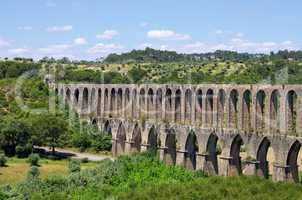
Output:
[[56, 83, 302, 183]]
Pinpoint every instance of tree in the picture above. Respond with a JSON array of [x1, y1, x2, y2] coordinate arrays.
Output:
[[31, 113, 68, 154]]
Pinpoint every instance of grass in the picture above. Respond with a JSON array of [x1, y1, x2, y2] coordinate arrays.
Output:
[[0, 157, 98, 186]]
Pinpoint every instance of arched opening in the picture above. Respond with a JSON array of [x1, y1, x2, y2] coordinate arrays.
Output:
[[104, 120, 112, 136], [217, 89, 226, 128], [229, 89, 238, 129], [116, 123, 126, 155], [97, 89, 102, 116], [147, 89, 154, 119], [90, 88, 96, 113], [256, 137, 271, 178], [242, 90, 252, 132], [164, 130, 176, 165], [206, 89, 214, 127], [156, 89, 163, 120], [125, 88, 130, 118], [165, 89, 172, 122], [132, 89, 137, 118], [286, 140, 301, 183], [82, 88, 89, 112], [270, 90, 280, 133], [256, 90, 266, 132], [110, 88, 116, 118], [230, 135, 244, 175], [131, 124, 142, 153], [185, 89, 192, 123], [66, 88, 71, 103], [175, 89, 182, 123], [139, 89, 146, 118], [287, 90, 298, 135], [184, 131, 198, 170], [208, 134, 219, 175], [117, 89, 123, 117], [195, 89, 202, 125], [74, 89, 80, 106], [104, 89, 109, 117], [147, 126, 158, 151], [92, 118, 97, 126]]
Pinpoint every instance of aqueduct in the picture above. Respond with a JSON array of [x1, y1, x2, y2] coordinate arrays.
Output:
[[56, 83, 302, 183]]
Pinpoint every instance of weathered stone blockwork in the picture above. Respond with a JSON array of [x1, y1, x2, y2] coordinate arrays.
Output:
[[56, 83, 302, 183]]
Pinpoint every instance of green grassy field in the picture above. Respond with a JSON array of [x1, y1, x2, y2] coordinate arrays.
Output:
[[0, 157, 98, 186]]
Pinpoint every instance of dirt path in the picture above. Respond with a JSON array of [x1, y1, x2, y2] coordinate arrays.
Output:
[[36, 147, 113, 162]]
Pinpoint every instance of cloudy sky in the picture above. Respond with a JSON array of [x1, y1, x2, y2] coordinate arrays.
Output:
[[0, 0, 301, 60]]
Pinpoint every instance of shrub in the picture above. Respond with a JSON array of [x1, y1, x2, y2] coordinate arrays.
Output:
[[91, 134, 112, 152], [27, 166, 40, 180], [16, 144, 32, 158], [0, 155, 7, 167], [81, 157, 89, 163], [27, 153, 40, 166], [69, 160, 81, 173]]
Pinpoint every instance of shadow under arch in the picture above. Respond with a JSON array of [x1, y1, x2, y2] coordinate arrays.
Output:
[[230, 134, 244, 175], [131, 123, 142, 153], [286, 140, 301, 183], [206, 133, 219, 175], [104, 120, 112, 136], [164, 129, 176, 166], [115, 122, 127, 155], [184, 130, 198, 170], [147, 125, 158, 151], [256, 137, 271, 179]]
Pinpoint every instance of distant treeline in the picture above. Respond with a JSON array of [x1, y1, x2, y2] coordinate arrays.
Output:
[[0, 61, 41, 79], [103, 48, 302, 63]]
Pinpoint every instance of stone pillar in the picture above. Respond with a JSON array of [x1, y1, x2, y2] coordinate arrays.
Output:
[[296, 95, 302, 136], [124, 141, 132, 154], [279, 93, 287, 135], [159, 147, 166, 161], [251, 92, 257, 133], [176, 150, 185, 167], [237, 92, 243, 130], [78, 88, 84, 115], [212, 89, 218, 128], [181, 90, 185, 124], [191, 91, 196, 125], [273, 163, 290, 182], [243, 160, 260, 177], [171, 90, 176, 123], [218, 155, 234, 176]]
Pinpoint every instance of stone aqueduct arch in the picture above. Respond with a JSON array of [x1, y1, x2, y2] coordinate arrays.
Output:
[[56, 83, 302, 183]]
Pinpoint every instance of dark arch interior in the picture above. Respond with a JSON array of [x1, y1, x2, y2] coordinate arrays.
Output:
[[229, 90, 238, 128], [164, 130, 176, 166], [74, 89, 80, 105], [230, 135, 244, 175], [156, 89, 162, 119], [242, 90, 252, 131], [256, 90, 266, 131], [286, 141, 301, 183], [256, 137, 271, 179], [116, 123, 126, 154], [206, 89, 214, 126], [175, 89, 182, 123], [82, 88, 89, 111], [185, 90, 192, 123], [270, 90, 280, 132], [125, 89, 130, 117], [184, 131, 198, 170], [287, 90, 297, 135], [104, 121, 112, 136], [117, 89, 123, 116], [165, 89, 172, 121], [218, 89, 226, 128], [110, 89, 116, 117], [147, 126, 158, 151], [131, 124, 142, 152], [97, 89, 102, 115], [195, 89, 202, 124], [147, 89, 154, 118], [139, 89, 146, 118]]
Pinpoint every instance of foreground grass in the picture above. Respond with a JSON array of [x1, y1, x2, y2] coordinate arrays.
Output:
[[1, 152, 302, 199], [0, 157, 97, 186]]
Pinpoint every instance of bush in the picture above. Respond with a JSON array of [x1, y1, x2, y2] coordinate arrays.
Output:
[[27, 166, 40, 180], [91, 134, 112, 152], [27, 153, 40, 166], [81, 157, 89, 163], [16, 144, 32, 158], [0, 155, 7, 167], [68, 160, 81, 173]]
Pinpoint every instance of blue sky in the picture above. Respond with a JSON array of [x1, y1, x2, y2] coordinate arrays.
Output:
[[0, 0, 301, 60]]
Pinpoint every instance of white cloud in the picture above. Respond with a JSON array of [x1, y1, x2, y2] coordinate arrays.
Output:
[[0, 38, 10, 48], [96, 30, 119, 40], [37, 44, 72, 54], [18, 26, 33, 31], [46, 25, 73, 32], [8, 48, 30, 55], [87, 43, 123, 54], [140, 22, 149, 28], [215, 30, 224, 35], [139, 43, 153, 49], [147, 30, 191, 41], [74, 37, 87, 45], [46, 1, 56, 7]]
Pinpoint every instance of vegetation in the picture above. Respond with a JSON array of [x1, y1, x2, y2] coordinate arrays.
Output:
[[1, 152, 302, 199], [27, 154, 40, 166]]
